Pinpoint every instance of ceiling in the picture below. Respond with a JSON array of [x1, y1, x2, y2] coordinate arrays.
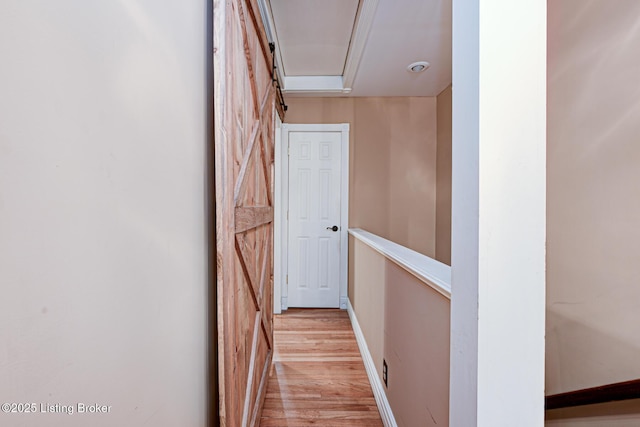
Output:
[[259, 0, 452, 97]]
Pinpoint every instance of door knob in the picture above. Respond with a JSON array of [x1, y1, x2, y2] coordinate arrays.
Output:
[[326, 225, 339, 232]]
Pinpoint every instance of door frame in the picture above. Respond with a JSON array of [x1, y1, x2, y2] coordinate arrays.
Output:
[[274, 123, 350, 313]]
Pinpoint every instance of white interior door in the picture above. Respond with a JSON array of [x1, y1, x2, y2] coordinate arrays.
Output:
[[287, 130, 342, 308]]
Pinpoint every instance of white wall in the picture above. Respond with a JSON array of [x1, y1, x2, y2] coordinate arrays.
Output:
[[0, 1, 209, 426], [450, 0, 546, 425]]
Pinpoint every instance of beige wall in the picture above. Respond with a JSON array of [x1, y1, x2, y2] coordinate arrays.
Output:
[[436, 85, 452, 265], [546, 0, 640, 419], [285, 97, 438, 257], [0, 1, 209, 425], [351, 238, 450, 427]]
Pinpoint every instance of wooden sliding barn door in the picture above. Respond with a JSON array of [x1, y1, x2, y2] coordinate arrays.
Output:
[[213, 0, 279, 425]]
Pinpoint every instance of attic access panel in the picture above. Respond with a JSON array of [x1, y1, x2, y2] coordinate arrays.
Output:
[[269, 0, 360, 76]]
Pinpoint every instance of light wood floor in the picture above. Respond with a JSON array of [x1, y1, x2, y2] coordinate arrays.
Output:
[[259, 309, 383, 426]]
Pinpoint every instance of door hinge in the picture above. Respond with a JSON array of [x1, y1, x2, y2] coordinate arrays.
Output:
[[287, 146, 290, 156], [287, 210, 289, 220], [286, 275, 288, 284]]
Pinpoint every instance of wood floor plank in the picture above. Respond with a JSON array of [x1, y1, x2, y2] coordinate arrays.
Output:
[[259, 309, 383, 427]]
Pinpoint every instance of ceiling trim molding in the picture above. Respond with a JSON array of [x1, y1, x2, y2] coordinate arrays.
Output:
[[282, 76, 350, 94], [342, 0, 380, 91]]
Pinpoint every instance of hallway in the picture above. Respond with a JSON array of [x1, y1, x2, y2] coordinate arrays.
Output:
[[260, 309, 383, 426]]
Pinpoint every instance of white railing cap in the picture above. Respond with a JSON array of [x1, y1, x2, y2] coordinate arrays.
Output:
[[349, 228, 451, 299]]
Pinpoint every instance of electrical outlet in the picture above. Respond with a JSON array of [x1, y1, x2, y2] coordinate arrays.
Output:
[[383, 359, 388, 387]]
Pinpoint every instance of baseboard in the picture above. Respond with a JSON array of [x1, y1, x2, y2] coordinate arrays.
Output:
[[546, 378, 640, 410], [347, 299, 398, 427]]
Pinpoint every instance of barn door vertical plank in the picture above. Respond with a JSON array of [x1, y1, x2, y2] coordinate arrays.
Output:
[[214, 0, 232, 424]]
